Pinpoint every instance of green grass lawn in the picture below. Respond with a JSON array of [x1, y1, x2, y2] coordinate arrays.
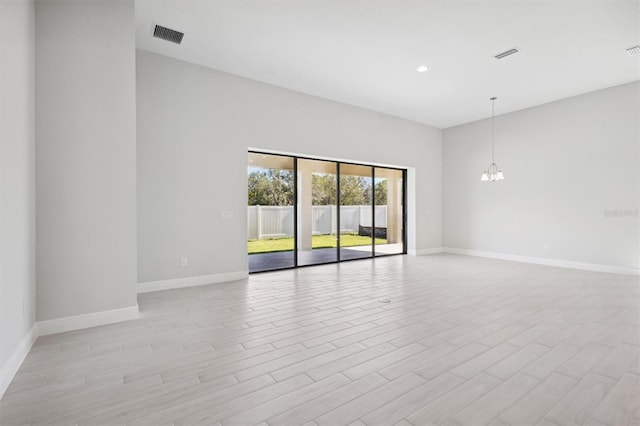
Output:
[[248, 233, 386, 254]]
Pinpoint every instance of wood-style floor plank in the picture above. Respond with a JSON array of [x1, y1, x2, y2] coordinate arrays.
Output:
[[1, 254, 638, 426]]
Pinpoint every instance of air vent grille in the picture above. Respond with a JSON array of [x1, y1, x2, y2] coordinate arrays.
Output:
[[153, 25, 184, 44], [494, 48, 519, 59], [627, 45, 640, 56]]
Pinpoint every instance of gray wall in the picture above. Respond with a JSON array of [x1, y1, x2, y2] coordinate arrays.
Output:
[[36, 0, 138, 320], [0, 0, 36, 382], [444, 82, 640, 271], [137, 50, 443, 283]]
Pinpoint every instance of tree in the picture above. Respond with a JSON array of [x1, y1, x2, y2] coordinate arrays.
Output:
[[309, 174, 388, 206], [247, 169, 293, 205], [248, 169, 387, 206], [312, 174, 337, 205], [339, 175, 369, 205], [374, 179, 387, 205]]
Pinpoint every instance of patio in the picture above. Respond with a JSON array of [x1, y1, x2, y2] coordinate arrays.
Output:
[[249, 244, 404, 272]]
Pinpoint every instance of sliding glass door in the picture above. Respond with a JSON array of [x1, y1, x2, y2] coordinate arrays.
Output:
[[339, 164, 373, 260], [374, 167, 404, 256], [297, 158, 338, 266], [247, 153, 295, 272], [248, 152, 406, 273]]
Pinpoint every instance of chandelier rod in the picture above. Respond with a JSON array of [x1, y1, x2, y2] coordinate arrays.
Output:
[[491, 96, 496, 165]]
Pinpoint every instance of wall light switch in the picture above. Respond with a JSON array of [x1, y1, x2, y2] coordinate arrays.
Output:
[[220, 211, 234, 220]]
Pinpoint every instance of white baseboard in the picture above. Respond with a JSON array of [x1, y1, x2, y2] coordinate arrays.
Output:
[[37, 305, 140, 336], [443, 247, 640, 276], [408, 247, 444, 256], [1, 304, 140, 398], [0, 324, 38, 400], [137, 271, 249, 294]]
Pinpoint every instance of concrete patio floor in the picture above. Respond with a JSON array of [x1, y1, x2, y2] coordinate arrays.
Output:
[[248, 244, 404, 272]]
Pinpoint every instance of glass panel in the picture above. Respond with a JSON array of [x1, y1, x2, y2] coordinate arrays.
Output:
[[339, 164, 373, 260], [297, 159, 338, 266], [374, 168, 404, 255], [247, 153, 295, 272]]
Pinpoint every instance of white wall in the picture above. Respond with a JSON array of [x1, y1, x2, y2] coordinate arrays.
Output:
[[0, 0, 36, 396], [444, 82, 640, 273], [36, 0, 138, 320], [137, 50, 442, 283]]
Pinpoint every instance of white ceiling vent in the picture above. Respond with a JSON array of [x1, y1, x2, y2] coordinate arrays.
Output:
[[494, 48, 519, 59], [153, 25, 184, 44], [627, 45, 640, 56]]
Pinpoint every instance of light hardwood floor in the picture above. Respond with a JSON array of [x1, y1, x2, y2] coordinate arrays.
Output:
[[1, 254, 639, 425]]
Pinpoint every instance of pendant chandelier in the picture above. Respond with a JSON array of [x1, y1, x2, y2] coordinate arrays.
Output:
[[481, 97, 504, 182]]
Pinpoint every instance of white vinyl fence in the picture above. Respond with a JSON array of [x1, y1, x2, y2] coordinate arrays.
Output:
[[247, 205, 387, 240]]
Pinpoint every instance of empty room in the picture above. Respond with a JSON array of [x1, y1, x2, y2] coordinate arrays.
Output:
[[1, 0, 639, 425]]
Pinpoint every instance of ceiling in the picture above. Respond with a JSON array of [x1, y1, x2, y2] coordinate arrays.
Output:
[[135, 0, 640, 129]]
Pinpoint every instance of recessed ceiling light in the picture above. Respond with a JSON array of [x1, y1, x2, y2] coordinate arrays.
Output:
[[627, 45, 640, 56], [416, 65, 429, 73]]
